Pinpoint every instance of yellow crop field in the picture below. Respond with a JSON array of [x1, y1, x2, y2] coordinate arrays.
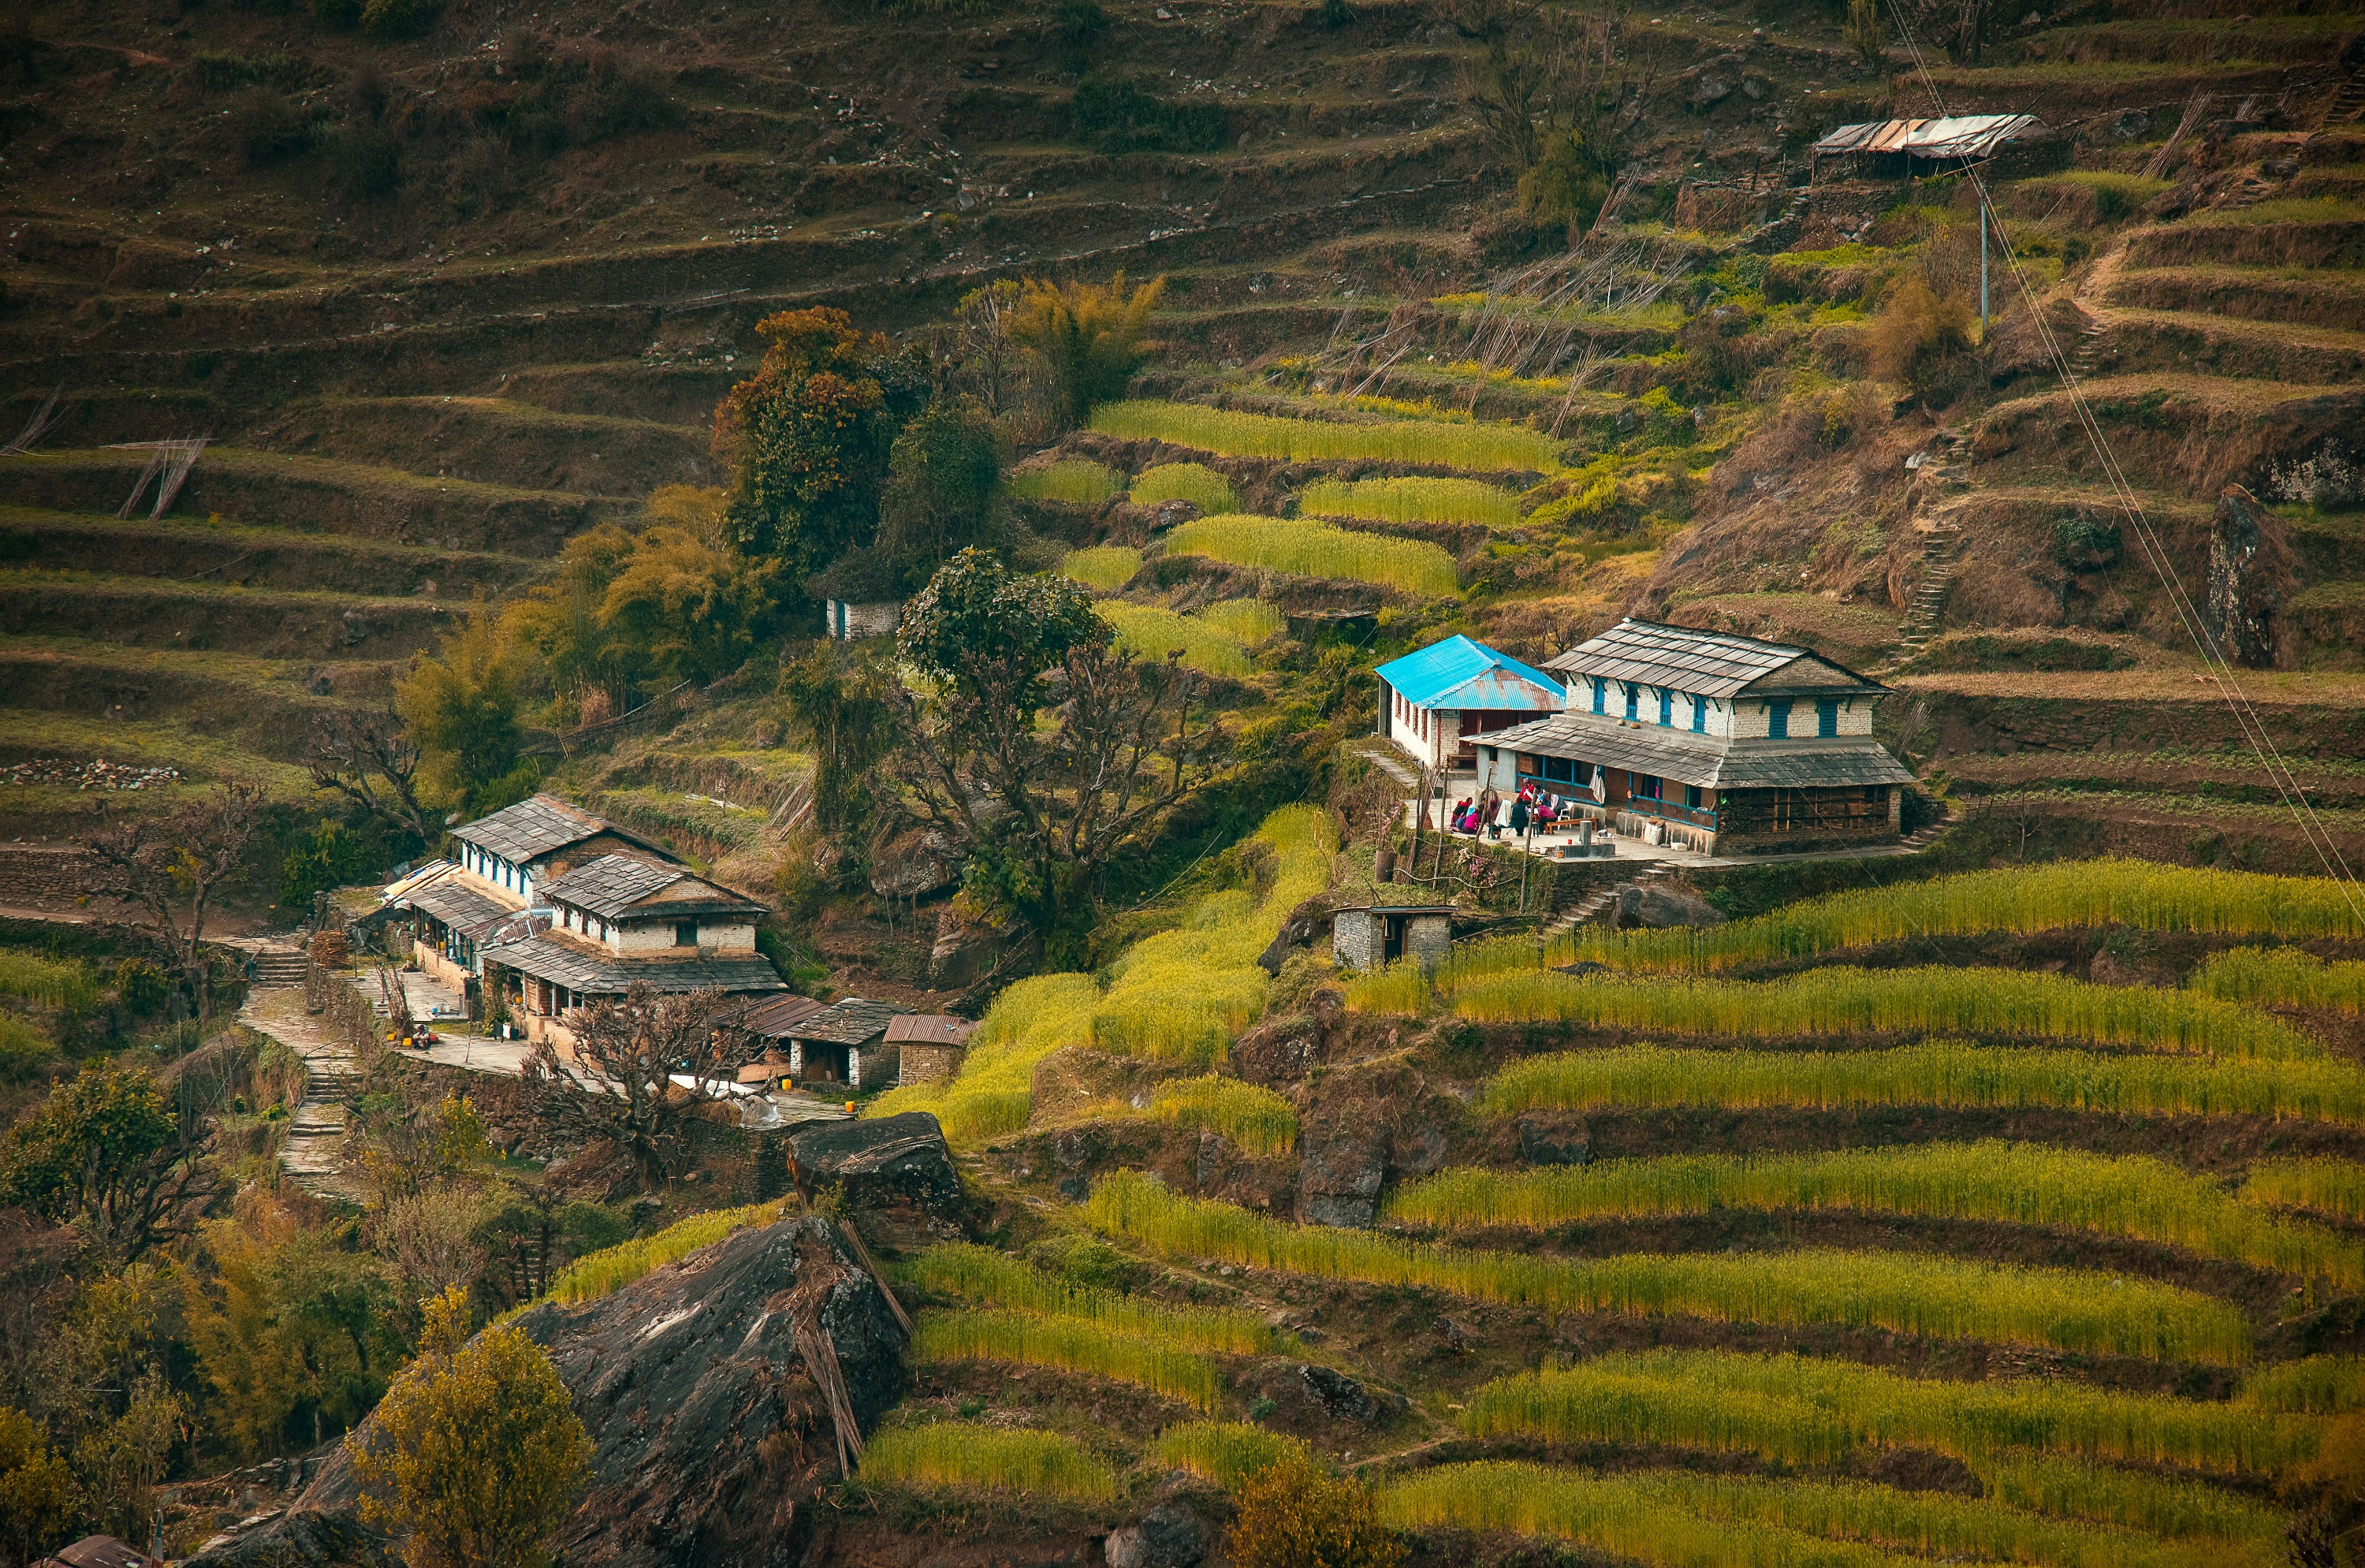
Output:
[[1163, 513, 1460, 596], [2241, 1156, 2365, 1221], [2241, 1354, 2365, 1415], [1097, 601, 1253, 676], [1478, 1043, 2365, 1126], [1010, 458, 1123, 504], [899, 1242, 1285, 1356], [1388, 1142, 2362, 1286], [1442, 964, 2318, 1060], [1152, 1421, 1309, 1488], [1092, 398, 1566, 474], [1299, 475, 1523, 530], [1149, 1076, 1300, 1156], [0, 950, 102, 1011], [1082, 1170, 2251, 1361], [1059, 545, 1143, 590], [1194, 598, 1283, 644], [912, 1309, 1224, 1411], [2194, 945, 2365, 1014], [542, 1199, 790, 1306], [1563, 860, 2365, 973], [863, 1425, 1119, 1501], [1130, 460, 1238, 512]]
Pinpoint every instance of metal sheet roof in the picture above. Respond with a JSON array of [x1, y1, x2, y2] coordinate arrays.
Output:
[[450, 793, 609, 865], [785, 997, 899, 1046], [538, 854, 685, 919], [1811, 114, 2045, 159], [1484, 711, 1915, 790], [1544, 619, 1886, 699], [1375, 635, 1566, 710], [744, 993, 832, 1037], [480, 930, 787, 996], [885, 1013, 979, 1045]]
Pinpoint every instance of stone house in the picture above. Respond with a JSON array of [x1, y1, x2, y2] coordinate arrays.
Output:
[[1331, 904, 1455, 974], [887, 1013, 978, 1086]]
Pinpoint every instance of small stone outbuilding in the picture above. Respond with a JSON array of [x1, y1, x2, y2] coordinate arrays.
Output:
[[888, 1013, 978, 1087], [1331, 904, 1454, 974], [782, 997, 900, 1088]]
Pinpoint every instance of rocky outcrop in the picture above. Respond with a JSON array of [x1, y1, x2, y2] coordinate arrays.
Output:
[[788, 1112, 973, 1251], [870, 829, 963, 900], [190, 1216, 909, 1568], [1104, 1502, 1211, 1568], [1611, 882, 1727, 929], [2203, 485, 2296, 669], [1298, 1364, 1407, 1425], [1294, 1115, 1388, 1229]]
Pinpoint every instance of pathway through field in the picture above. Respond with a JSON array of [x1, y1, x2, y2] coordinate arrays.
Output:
[[240, 962, 370, 1205]]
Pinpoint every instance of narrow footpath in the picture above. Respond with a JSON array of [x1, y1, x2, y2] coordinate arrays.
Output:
[[237, 945, 370, 1205]]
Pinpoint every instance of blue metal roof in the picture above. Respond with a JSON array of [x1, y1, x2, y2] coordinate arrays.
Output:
[[1375, 635, 1566, 711]]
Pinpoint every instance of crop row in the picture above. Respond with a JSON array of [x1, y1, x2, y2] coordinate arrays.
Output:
[[2194, 945, 2365, 1014], [1380, 1462, 2268, 1568], [1130, 460, 1238, 512], [1010, 458, 1123, 505], [1098, 601, 1255, 676], [899, 1242, 1284, 1357], [911, 1309, 1224, 1411], [863, 1424, 1119, 1501], [1298, 475, 1522, 530], [1480, 1043, 2365, 1126], [1387, 1141, 2363, 1286], [1562, 860, 2365, 973], [1082, 1171, 2251, 1362], [1091, 398, 1566, 474], [1145, 1076, 1300, 1156], [1436, 964, 2318, 1060], [1163, 512, 1460, 596], [1059, 545, 1142, 590]]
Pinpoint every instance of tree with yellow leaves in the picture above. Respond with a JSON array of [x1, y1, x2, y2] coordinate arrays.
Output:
[[1008, 271, 1164, 430], [352, 1287, 590, 1568]]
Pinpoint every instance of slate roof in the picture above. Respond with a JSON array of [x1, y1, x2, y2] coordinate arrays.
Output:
[[743, 993, 832, 1037], [885, 1013, 978, 1046], [41, 1539, 154, 1568], [1374, 635, 1566, 710], [538, 854, 685, 919], [1544, 619, 1885, 700], [1812, 114, 2046, 160], [450, 793, 609, 865], [785, 997, 899, 1046], [1485, 711, 1915, 790], [482, 930, 787, 996], [382, 862, 518, 937]]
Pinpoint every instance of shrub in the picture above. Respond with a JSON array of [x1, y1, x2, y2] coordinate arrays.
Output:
[[2058, 169, 2169, 222], [1228, 1450, 1405, 1568], [1164, 514, 1458, 596], [1058, 546, 1143, 590], [1868, 274, 1974, 404], [0, 1018, 50, 1083], [1011, 459, 1123, 505], [360, 0, 437, 36], [1131, 461, 1238, 512], [1010, 273, 1164, 430], [227, 88, 313, 165], [0, 1405, 78, 1564], [864, 1425, 1117, 1500]]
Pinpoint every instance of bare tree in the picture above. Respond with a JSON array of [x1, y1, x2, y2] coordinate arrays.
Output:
[[521, 984, 756, 1193], [309, 703, 441, 845], [83, 780, 266, 1026]]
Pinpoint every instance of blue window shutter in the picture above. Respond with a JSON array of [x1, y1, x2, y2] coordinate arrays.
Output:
[[1623, 683, 1638, 720], [1591, 677, 1605, 714], [1818, 698, 1839, 736], [1658, 688, 1672, 725], [1692, 696, 1707, 733], [1768, 700, 1791, 739]]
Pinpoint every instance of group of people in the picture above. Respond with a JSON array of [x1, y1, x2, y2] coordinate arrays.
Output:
[[1447, 782, 1580, 840]]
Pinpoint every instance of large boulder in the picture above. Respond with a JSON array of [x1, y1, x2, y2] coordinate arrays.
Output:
[[2203, 485, 2296, 669], [190, 1216, 909, 1568], [1294, 1116, 1387, 1229], [788, 1111, 973, 1250], [1612, 882, 1727, 929], [1104, 1502, 1210, 1568]]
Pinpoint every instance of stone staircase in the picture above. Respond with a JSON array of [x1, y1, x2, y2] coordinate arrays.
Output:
[[1896, 519, 1966, 654], [1541, 863, 1675, 941], [2321, 61, 2365, 126], [2065, 322, 2113, 383], [249, 944, 308, 989]]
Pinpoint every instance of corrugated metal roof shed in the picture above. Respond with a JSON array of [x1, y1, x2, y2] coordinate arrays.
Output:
[[885, 1013, 978, 1045], [744, 993, 832, 1037], [451, 793, 609, 864], [1811, 114, 2045, 160], [1375, 634, 1566, 710], [1545, 619, 1885, 699]]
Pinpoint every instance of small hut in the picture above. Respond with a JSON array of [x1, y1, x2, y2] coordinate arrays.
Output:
[[1331, 905, 1455, 974]]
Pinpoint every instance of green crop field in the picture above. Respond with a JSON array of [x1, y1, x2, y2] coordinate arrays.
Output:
[[1298, 475, 1523, 530], [863, 1425, 1119, 1501], [1162, 513, 1459, 595], [912, 1309, 1226, 1411], [1059, 545, 1144, 590], [1130, 460, 1238, 512], [2193, 946, 2365, 1013], [1097, 601, 1253, 676], [1011, 458, 1123, 504], [899, 1242, 1287, 1356]]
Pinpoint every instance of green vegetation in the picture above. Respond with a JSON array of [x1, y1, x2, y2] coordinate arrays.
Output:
[[0, 951, 103, 1012], [863, 1425, 1119, 1501], [2054, 169, 2172, 219], [866, 971, 1102, 1144], [1130, 461, 1238, 512], [1480, 1043, 2365, 1126], [1462, 1350, 2308, 1477], [1380, 1462, 2258, 1568], [899, 1242, 1286, 1356], [1563, 861, 2365, 974], [1389, 1142, 2361, 1286], [1438, 965, 2318, 1060], [2242, 1354, 2365, 1415], [1298, 475, 1522, 530], [1194, 598, 1283, 645], [1057, 546, 1143, 590], [913, 1309, 1225, 1411], [1164, 514, 1459, 596], [1149, 1076, 1300, 1157], [1092, 400, 1565, 475], [541, 1200, 789, 1306], [1152, 1421, 1309, 1488], [1098, 602, 1253, 676], [2240, 1157, 2365, 1222], [1012, 459, 1124, 505], [1083, 1171, 2251, 1362], [2193, 946, 2365, 1014]]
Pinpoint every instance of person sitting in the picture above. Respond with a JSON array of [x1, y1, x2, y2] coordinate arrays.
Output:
[[1453, 797, 1474, 833]]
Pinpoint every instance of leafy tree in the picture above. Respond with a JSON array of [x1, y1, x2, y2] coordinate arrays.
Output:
[[876, 396, 1007, 590], [352, 1287, 590, 1568], [1843, 0, 1888, 65], [397, 612, 527, 814], [83, 779, 265, 1026], [596, 524, 778, 687], [521, 985, 754, 1194], [712, 307, 928, 585], [189, 1192, 403, 1459], [279, 817, 389, 911], [1225, 1450, 1404, 1568], [0, 1067, 222, 1264], [0, 1405, 78, 1568], [1008, 273, 1164, 430], [308, 703, 441, 847], [893, 549, 1216, 963], [778, 644, 896, 839]]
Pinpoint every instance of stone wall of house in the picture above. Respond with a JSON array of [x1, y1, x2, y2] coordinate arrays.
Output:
[[1332, 910, 1381, 973], [1403, 913, 1453, 968], [899, 1042, 964, 1086]]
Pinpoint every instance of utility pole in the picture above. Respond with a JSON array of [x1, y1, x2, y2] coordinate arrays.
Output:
[[1980, 190, 1991, 337]]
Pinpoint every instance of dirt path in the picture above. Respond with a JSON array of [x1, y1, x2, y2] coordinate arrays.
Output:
[[240, 970, 370, 1206]]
